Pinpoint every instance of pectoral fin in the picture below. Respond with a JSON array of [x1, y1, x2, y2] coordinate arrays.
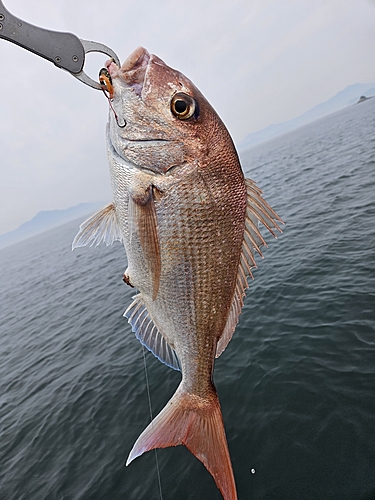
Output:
[[129, 186, 161, 300], [72, 203, 122, 249]]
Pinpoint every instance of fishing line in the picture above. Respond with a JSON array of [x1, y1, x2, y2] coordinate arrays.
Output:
[[141, 344, 164, 500]]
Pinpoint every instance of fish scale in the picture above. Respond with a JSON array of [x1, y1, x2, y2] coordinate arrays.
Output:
[[72, 46, 283, 500]]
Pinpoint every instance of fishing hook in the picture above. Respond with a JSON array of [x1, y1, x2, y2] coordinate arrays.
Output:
[[99, 68, 126, 128], [100, 87, 127, 128]]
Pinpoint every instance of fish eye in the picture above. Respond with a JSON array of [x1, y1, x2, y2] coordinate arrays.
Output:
[[99, 68, 114, 99], [171, 93, 196, 120]]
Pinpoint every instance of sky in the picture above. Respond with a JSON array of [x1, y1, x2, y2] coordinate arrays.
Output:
[[1, 0, 375, 234]]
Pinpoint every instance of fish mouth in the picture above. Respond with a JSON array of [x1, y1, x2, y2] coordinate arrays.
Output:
[[105, 48, 185, 174], [107, 126, 169, 155], [106, 126, 175, 175], [106, 47, 151, 97], [106, 127, 138, 168]]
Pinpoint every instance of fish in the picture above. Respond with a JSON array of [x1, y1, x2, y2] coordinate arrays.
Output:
[[72, 46, 283, 500]]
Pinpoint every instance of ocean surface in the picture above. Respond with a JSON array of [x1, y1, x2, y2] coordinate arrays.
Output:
[[1, 97, 374, 500]]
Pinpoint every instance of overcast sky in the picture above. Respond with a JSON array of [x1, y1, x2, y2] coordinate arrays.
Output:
[[1, 0, 375, 234]]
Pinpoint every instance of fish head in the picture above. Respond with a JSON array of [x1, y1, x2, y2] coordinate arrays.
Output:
[[105, 47, 233, 174]]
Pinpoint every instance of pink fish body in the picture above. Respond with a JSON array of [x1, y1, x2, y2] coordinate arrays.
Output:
[[73, 47, 282, 500]]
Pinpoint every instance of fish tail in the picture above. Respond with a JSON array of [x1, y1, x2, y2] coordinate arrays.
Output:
[[126, 383, 237, 500]]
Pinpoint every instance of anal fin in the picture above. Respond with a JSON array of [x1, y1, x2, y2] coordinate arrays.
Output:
[[124, 294, 180, 371]]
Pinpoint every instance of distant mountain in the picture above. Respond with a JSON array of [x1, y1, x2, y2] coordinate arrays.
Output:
[[0, 202, 103, 250], [238, 82, 375, 150]]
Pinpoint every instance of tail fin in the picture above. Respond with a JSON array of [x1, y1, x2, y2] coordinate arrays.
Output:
[[126, 384, 237, 500]]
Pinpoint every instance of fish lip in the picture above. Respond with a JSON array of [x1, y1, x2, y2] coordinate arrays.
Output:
[[106, 128, 137, 170], [107, 48, 169, 100], [106, 127, 172, 174], [107, 47, 151, 97], [125, 138, 171, 144]]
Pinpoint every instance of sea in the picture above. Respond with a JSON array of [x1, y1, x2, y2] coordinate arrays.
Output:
[[0, 97, 374, 500]]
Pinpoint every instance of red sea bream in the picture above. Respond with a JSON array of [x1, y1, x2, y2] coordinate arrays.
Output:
[[72, 47, 283, 500]]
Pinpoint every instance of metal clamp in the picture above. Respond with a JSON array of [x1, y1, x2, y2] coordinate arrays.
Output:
[[0, 0, 120, 90], [73, 39, 120, 90]]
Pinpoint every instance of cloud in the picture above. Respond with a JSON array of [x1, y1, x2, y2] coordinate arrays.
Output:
[[0, 0, 374, 234]]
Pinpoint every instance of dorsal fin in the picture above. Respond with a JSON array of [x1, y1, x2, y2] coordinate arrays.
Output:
[[72, 203, 122, 249], [216, 178, 283, 358], [124, 294, 181, 371]]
